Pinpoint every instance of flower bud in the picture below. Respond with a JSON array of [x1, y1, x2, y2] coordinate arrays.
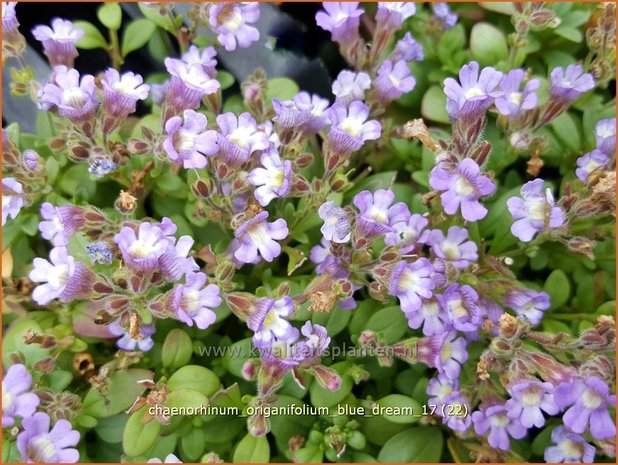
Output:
[[311, 365, 342, 392], [241, 360, 257, 381], [225, 292, 258, 322]]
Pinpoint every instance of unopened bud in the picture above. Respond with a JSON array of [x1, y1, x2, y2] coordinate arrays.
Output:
[[498, 313, 518, 338], [311, 365, 342, 392]]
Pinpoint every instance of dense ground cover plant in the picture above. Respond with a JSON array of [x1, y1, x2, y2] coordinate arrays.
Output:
[[2, 1, 616, 463]]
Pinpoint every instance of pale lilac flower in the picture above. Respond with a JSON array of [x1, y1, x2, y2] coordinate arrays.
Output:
[[406, 295, 449, 336], [88, 158, 116, 177], [436, 331, 468, 379], [544, 427, 595, 463], [555, 376, 616, 440], [318, 201, 351, 243], [441, 392, 472, 431], [164, 58, 220, 111], [40, 66, 98, 122], [353, 189, 410, 238], [595, 117, 616, 156], [2, 178, 25, 225], [32, 18, 83, 67], [39, 202, 86, 246], [29, 247, 94, 306], [169, 272, 220, 330], [376, 3, 416, 28], [443, 284, 481, 332], [209, 2, 260, 52], [315, 2, 363, 46], [2, 3, 19, 36], [427, 374, 458, 411], [216, 112, 270, 166], [109, 321, 155, 352], [148, 454, 183, 464], [432, 3, 458, 29], [247, 148, 292, 207], [549, 64, 595, 103], [504, 288, 550, 326], [293, 92, 330, 134], [181, 45, 217, 78], [2, 364, 39, 427], [248, 296, 298, 348], [332, 70, 371, 107], [443, 61, 503, 119], [390, 32, 424, 62], [427, 226, 478, 269], [86, 241, 113, 265], [494, 69, 540, 118], [506, 178, 565, 242], [310, 238, 348, 278], [272, 98, 313, 129], [506, 379, 559, 428], [17, 412, 79, 462], [576, 149, 610, 182], [472, 404, 527, 450], [374, 60, 416, 105], [328, 101, 381, 153], [294, 321, 331, 365], [163, 109, 218, 169], [388, 259, 435, 313], [101, 68, 150, 117], [430, 158, 495, 222], [385, 214, 429, 254], [22, 149, 44, 173], [234, 212, 288, 263]]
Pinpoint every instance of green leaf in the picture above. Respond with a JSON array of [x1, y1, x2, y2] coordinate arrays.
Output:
[[437, 25, 466, 65], [162, 329, 193, 369], [554, 26, 583, 43], [95, 414, 128, 443], [267, 77, 299, 101], [311, 307, 352, 337], [294, 445, 324, 463], [364, 306, 408, 343], [218, 71, 235, 91], [97, 3, 122, 30], [543, 270, 571, 309], [550, 112, 582, 152], [470, 23, 509, 66], [60, 164, 96, 200], [165, 388, 210, 411], [138, 3, 176, 32], [123, 406, 162, 457], [167, 365, 221, 397], [376, 395, 422, 424], [121, 19, 157, 57], [83, 369, 152, 418], [421, 86, 450, 124], [478, 2, 515, 14], [233, 433, 270, 463], [378, 427, 443, 462], [3, 319, 51, 368], [361, 415, 409, 447], [73, 21, 108, 49], [180, 427, 207, 461]]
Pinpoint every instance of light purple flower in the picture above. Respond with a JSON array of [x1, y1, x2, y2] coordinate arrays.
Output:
[[406, 295, 449, 336], [147, 454, 183, 464], [29, 247, 94, 306], [374, 60, 416, 105], [2, 364, 39, 427], [40, 65, 98, 122], [272, 97, 313, 129], [495, 69, 540, 118], [2, 3, 19, 36], [169, 272, 220, 330], [38, 202, 86, 247], [436, 330, 468, 379], [353, 189, 410, 238], [549, 64, 595, 103], [441, 392, 472, 431], [209, 2, 260, 52], [32, 18, 83, 67], [310, 238, 349, 278], [22, 149, 44, 173], [504, 288, 550, 326], [248, 148, 292, 207], [315, 2, 363, 46], [430, 158, 495, 222], [109, 321, 155, 352], [216, 112, 270, 166], [443, 61, 503, 119], [427, 374, 458, 411], [234, 211, 288, 263], [17, 412, 79, 462], [544, 426, 595, 463], [385, 213, 428, 254], [293, 92, 330, 135], [332, 70, 371, 107], [555, 376, 616, 440], [164, 58, 220, 111], [442, 284, 481, 331], [390, 32, 424, 63], [595, 117, 616, 156], [2, 177, 25, 225], [101, 69, 150, 118], [576, 149, 610, 182], [506, 178, 565, 242], [472, 404, 527, 450], [388, 259, 435, 313], [376, 2, 416, 28], [294, 321, 331, 364], [248, 296, 298, 348], [427, 226, 478, 269], [506, 379, 559, 428], [328, 101, 381, 154], [318, 201, 351, 243], [432, 3, 458, 29], [163, 109, 218, 169], [181, 45, 217, 78]]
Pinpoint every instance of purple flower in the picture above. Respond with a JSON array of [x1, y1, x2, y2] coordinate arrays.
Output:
[[549, 64, 595, 103], [504, 288, 550, 326], [406, 295, 449, 336], [101, 68, 150, 118], [294, 321, 331, 364], [494, 69, 540, 118], [506, 178, 565, 242], [2, 364, 39, 427], [248, 148, 292, 207], [17, 412, 79, 462], [374, 60, 416, 105], [2, 177, 25, 225], [443, 61, 503, 119], [216, 112, 270, 166], [169, 272, 220, 330], [147, 454, 182, 464], [22, 149, 44, 173], [181, 45, 217, 78], [441, 392, 472, 431], [164, 58, 220, 112], [318, 201, 351, 244], [109, 321, 155, 352], [555, 376, 616, 440], [332, 70, 371, 107], [353, 189, 410, 238], [29, 247, 94, 306], [544, 426, 595, 463], [472, 404, 527, 450], [32, 18, 83, 67], [328, 101, 381, 154], [310, 238, 349, 278], [385, 213, 428, 254], [39, 202, 86, 247], [442, 284, 481, 332], [163, 109, 218, 169], [576, 149, 610, 182], [2, 3, 19, 36], [234, 212, 288, 263], [40, 66, 98, 123], [89, 158, 116, 177], [390, 32, 424, 63], [429, 158, 495, 222], [248, 296, 298, 348], [388, 259, 435, 313], [427, 374, 458, 410], [209, 2, 260, 52], [376, 2, 416, 28], [432, 3, 458, 29], [293, 92, 330, 135], [315, 2, 363, 46], [505, 379, 559, 428], [436, 331, 468, 379], [427, 226, 478, 269], [595, 117, 616, 156], [272, 97, 313, 129]]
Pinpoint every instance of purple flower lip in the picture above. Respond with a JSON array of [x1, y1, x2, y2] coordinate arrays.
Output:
[[234, 211, 289, 263], [40, 66, 99, 122], [328, 101, 382, 154], [17, 412, 80, 463], [332, 70, 371, 107], [2, 364, 40, 427], [209, 2, 260, 52], [247, 148, 292, 207], [315, 2, 364, 45], [443, 61, 503, 119], [2, 177, 25, 225], [549, 64, 595, 103], [495, 68, 540, 118]]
